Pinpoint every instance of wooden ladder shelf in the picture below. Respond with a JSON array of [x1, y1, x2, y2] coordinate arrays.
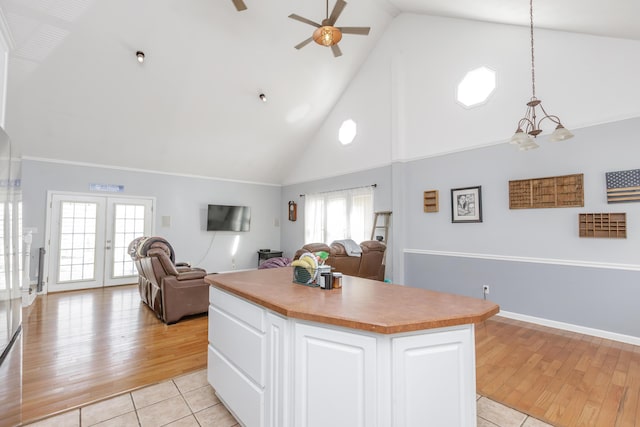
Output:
[[371, 211, 392, 243]]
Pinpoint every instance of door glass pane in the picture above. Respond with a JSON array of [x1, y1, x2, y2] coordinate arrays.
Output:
[[58, 202, 97, 282], [112, 203, 146, 279]]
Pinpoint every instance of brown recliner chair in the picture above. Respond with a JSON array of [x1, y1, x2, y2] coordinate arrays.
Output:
[[128, 237, 209, 324], [293, 243, 332, 261], [356, 240, 386, 281]]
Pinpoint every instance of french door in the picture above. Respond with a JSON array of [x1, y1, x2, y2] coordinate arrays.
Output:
[[46, 193, 154, 292]]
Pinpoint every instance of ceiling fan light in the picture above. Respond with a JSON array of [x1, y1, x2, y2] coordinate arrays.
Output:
[[549, 124, 574, 142], [313, 26, 342, 46]]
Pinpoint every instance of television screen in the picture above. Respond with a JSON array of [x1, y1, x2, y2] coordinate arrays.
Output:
[[207, 204, 251, 231]]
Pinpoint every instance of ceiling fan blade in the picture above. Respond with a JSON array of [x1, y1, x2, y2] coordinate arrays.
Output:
[[339, 26, 370, 35], [331, 44, 342, 58], [232, 0, 247, 11], [288, 14, 321, 28], [327, 0, 347, 26], [294, 37, 314, 50]]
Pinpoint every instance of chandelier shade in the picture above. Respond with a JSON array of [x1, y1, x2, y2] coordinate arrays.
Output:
[[550, 124, 573, 142]]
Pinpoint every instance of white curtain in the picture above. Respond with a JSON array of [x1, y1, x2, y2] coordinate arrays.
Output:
[[304, 187, 373, 244]]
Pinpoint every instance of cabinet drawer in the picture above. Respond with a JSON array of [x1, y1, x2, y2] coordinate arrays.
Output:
[[209, 305, 265, 386], [208, 345, 264, 427], [210, 286, 265, 332]]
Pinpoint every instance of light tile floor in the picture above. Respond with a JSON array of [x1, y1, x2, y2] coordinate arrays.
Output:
[[24, 369, 554, 427]]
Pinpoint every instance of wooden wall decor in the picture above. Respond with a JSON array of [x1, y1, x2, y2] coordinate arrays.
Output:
[[606, 169, 640, 203], [423, 190, 439, 213], [509, 173, 584, 209], [579, 213, 627, 238]]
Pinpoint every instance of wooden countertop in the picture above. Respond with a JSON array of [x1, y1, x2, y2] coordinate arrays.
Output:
[[205, 267, 499, 334]]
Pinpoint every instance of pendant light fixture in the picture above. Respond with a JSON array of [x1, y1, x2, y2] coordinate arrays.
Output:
[[510, 0, 573, 151]]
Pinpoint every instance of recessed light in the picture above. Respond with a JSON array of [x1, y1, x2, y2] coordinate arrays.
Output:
[[259, 93, 267, 102], [136, 51, 145, 63]]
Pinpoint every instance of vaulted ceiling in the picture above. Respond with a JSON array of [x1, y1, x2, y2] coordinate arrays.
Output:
[[1, 0, 639, 184]]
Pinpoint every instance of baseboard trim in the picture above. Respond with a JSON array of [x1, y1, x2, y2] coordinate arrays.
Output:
[[497, 311, 640, 346], [404, 249, 640, 272]]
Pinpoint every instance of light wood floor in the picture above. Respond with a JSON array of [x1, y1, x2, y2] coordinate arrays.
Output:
[[19, 285, 208, 425], [476, 316, 640, 427], [8, 285, 640, 426]]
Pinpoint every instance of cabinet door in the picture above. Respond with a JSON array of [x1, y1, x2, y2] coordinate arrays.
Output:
[[392, 325, 476, 427], [294, 323, 376, 427]]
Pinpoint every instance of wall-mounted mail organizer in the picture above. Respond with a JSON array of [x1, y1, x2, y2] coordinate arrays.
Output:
[[423, 190, 439, 213], [579, 213, 627, 238], [509, 173, 584, 209]]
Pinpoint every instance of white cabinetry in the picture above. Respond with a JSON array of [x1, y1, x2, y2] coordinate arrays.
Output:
[[208, 287, 478, 427]]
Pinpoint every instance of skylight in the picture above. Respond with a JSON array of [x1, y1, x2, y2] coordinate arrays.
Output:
[[456, 66, 496, 108], [339, 119, 357, 145]]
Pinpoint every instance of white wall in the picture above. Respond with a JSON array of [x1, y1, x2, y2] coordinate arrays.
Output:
[[283, 13, 640, 184], [0, 8, 12, 128]]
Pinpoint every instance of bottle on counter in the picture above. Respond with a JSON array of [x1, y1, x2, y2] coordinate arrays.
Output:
[[332, 272, 342, 288]]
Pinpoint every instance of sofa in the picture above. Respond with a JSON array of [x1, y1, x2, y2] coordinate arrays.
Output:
[[293, 240, 386, 281], [128, 236, 210, 324]]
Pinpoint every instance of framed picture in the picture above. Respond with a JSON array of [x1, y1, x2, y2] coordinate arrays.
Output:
[[451, 186, 482, 223]]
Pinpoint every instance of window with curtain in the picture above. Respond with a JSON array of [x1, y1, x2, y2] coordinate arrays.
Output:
[[304, 187, 373, 244]]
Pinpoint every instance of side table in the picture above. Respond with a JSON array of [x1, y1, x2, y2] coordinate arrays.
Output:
[[257, 249, 283, 267]]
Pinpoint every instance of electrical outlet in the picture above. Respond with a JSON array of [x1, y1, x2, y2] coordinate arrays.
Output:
[[483, 285, 490, 295]]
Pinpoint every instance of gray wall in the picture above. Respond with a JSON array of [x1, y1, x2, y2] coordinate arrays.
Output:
[[400, 118, 640, 264], [405, 253, 640, 337], [399, 117, 640, 338], [22, 160, 281, 277]]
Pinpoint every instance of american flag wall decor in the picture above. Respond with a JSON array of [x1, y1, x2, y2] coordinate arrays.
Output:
[[606, 169, 640, 203]]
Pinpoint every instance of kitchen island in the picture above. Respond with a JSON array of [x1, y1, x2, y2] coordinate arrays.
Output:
[[205, 267, 498, 427]]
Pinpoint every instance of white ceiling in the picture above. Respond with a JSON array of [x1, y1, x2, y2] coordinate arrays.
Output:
[[1, 0, 639, 185]]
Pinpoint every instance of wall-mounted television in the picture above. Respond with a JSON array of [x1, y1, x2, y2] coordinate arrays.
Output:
[[207, 204, 251, 231]]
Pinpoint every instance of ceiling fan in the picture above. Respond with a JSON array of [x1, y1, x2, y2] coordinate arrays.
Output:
[[232, 0, 247, 11], [288, 0, 371, 57]]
